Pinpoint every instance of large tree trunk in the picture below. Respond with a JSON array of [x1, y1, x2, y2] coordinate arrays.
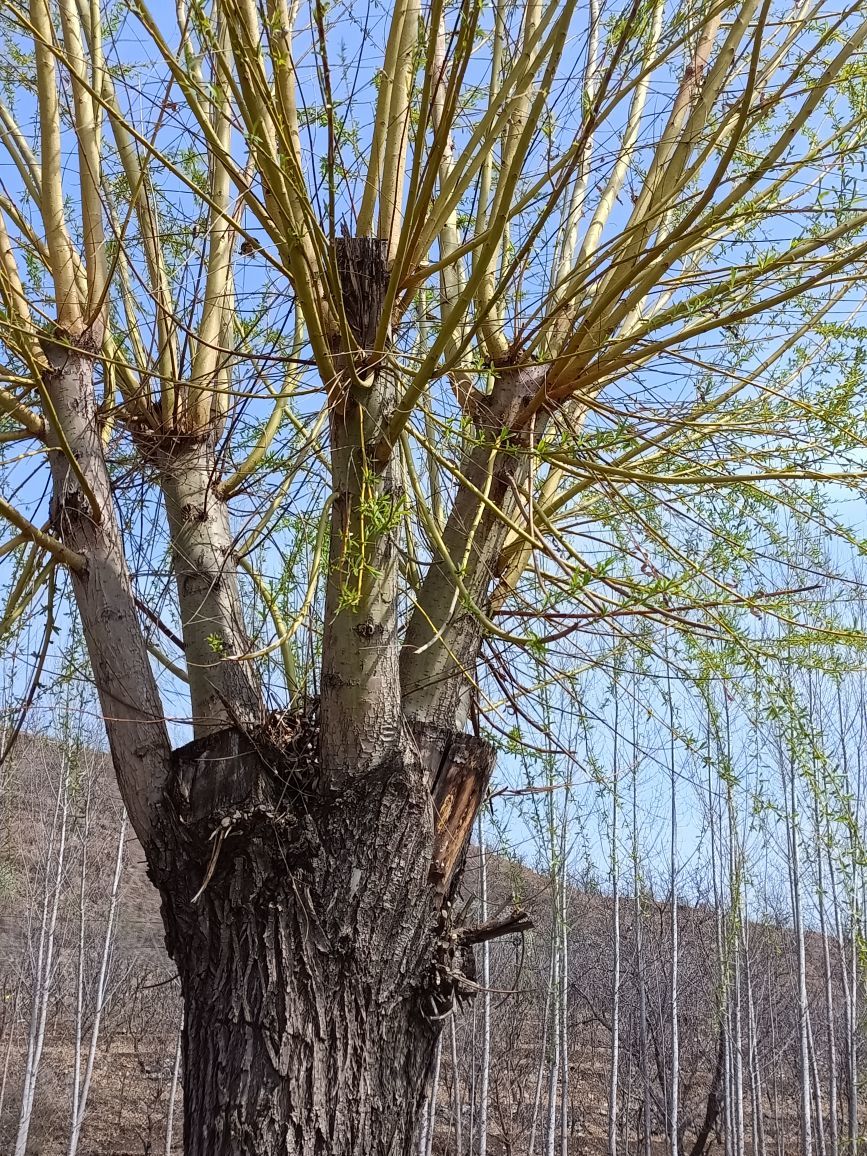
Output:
[[43, 257, 518, 1155], [155, 716, 496, 1155]]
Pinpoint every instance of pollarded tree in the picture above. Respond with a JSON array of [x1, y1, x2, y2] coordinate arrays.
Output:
[[1, 0, 867, 1151]]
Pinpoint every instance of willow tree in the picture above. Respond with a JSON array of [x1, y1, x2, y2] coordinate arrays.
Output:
[[0, 0, 866, 1150]]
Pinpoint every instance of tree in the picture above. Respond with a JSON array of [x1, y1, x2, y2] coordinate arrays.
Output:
[[1, 0, 867, 1151]]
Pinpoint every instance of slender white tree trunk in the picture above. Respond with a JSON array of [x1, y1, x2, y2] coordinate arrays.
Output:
[[847, 906, 859, 1156], [769, 984, 784, 1156], [745, 946, 766, 1156], [419, 1064, 432, 1151], [710, 773, 730, 1156], [807, 1008, 827, 1156], [15, 756, 70, 1156], [815, 799, 839, 1156], [735, 943, 749, 1156], [67, 812, 128, 1156], [668, 673, 679, 1156], [835, 682, 858, 1155], [633, 696, 651, 1156], [422, 1035, 442, 1156], [609, 709, 621, 1156], [723, 1002, 734, 1156], [477, 821, 490, 1156], [468, 1005, 476, 1155], [827, 845, 851, 1156], [559, 828, 569, 1156], [787, 750, 813, 1156], [0, 660, 10, 1133], [726, 783, 744, 1156], [622, 1024, 633, 1156], [70, 788, 88, 1139], [527, 965, 552, 1156], [545, 919, 561, 1156], [450, 1012, 463, 1156], [164, 1012, 183, 1156], [0, 986, 19, 1124]]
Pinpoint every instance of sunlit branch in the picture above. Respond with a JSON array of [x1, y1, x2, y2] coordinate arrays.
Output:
[[30, 0, 81, 329], [58, 0, 107, 326], [0, 497, 85, 570]]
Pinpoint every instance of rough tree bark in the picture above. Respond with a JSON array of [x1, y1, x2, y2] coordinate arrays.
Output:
[[155, 719, 497, 1155]]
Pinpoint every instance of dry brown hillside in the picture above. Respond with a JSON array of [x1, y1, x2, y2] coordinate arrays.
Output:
[[0, 737, 853, 1154]]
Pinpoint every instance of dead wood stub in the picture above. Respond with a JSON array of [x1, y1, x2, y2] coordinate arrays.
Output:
[[412, 724, 497, 899], [457, 908, 533, 946], [335, 236, 390, 351], [169, 714, 496, 918], [171, 719, 315, 821]]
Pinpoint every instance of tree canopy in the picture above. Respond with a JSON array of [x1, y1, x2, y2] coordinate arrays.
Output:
[[1, 0, 866, 755]]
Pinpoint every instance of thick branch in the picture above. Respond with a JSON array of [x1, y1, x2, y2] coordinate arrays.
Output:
[[401, 364, 546, 730], [157, 437, 261, 737], [320, 238, 404, 779], [0, 496, 84, 570], [42, 332, 171, 850]]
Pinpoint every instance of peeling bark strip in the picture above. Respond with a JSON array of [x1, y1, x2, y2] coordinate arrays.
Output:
[[413, 724, 497, 899], [321, 237, 403, 779], [42, 332, 171, 848]]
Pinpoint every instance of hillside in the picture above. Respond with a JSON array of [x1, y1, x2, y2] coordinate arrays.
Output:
[[0, 736, 853, 1154]]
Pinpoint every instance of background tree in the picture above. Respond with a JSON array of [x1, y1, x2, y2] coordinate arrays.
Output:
[[1, 0, 867, 1152]]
